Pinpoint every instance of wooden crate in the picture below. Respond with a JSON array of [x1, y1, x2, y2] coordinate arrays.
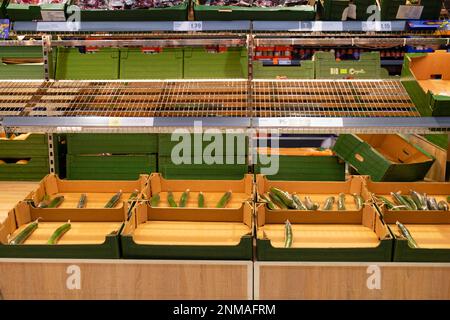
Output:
[[0, 259, 252, 299], [0, 181, 38, 224], [255, 262, 450, 299]]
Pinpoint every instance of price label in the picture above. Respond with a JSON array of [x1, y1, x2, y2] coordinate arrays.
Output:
[[41, 10, 67, 22], [108, 118, 121, 127], [396, 5, 423, 20], [362, 21, 392, 32], [36, 22, 68, 32], [173, 21, 203, 32]]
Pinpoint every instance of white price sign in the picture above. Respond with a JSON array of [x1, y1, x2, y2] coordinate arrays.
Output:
[[362, 21, 392, 32], [36, 22, 68, 32], [173, 21, 203, 32]]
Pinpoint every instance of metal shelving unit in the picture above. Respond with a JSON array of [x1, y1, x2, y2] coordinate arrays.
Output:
[[1, 20, 449, 134]]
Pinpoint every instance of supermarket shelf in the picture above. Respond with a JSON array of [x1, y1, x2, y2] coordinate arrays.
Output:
[[0, 259, 253, 300], [1, 79, 449, 133], [252, 21, 407, 32]]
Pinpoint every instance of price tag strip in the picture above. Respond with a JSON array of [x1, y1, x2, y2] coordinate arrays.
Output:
[[173, 21, 203, 32]]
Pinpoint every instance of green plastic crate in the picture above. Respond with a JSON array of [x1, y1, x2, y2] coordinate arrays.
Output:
[[423, 134, 448, 150], [6, 1, 68, 21], [255, 155, 345, 181], [253, 60, 315, 79], [401, 52, 450, 116], [333, 134, 435, 182], [55, 47, 119, 80], [0, 133, 48, 158], [314, 51, 389, 79], [319, 0, 377, 20], [119, 48, 183, 80], [66, 154, 157, 180], [379, 0, 442, 20], [193, 2, 316, 21], [158, 156, 249, 180], [158, 133, 248, 157], [0, 157, 49, 181], [0, 46, 45, 79], [71, 1, 188, 21], [183, 47, 248, 79], [66, 133, 158, 155]]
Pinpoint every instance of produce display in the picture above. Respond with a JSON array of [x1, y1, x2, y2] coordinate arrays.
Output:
[[75, 0, 185, 9], [9, 0, 65, 4], [374, 190, 450, 211], [150, 190, 234, 208], [260, 186, 364, 211]]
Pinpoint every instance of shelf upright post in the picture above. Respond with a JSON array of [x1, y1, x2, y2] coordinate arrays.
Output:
[[42, 34, 53, 81], [246, 25, 255, 170]]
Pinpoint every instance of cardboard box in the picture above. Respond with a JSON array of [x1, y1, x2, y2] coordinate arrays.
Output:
[[401, 51, 450, 116], [333, 134, 435, 181], [255, 175, 393, 261]]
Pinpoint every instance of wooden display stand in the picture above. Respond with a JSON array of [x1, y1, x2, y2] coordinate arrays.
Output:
[[254, 262, 450, 300], [0, 259, 253, 300]]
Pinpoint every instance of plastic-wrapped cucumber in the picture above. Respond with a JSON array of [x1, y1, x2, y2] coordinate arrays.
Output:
[[377, 195, 397, 210], [261, 193, 277, 210], [270, 187, 297, 209], [150, 194, 160, 207], [426, 195, 439, 210], [37, 195, 51, 208], [269, 192, 288, 210], [9, 218, 40, 245], [47, 221, 71, 245], [396, 221, 419, 248], [167, 191, 178, 208], [179, 189, 190, 207], [322, 196, 335, 211], [198, 192, 205, 208], [216, 191, 232, 208], [338, 193, 346, 211], [292, 195, 307, 210], [438, 200, 449, 211], [304, 196, 319, 211], [48, 196, 64, 208], [284, 220, 293, 248], [402, 195, 417, 210], [352, 194, 364, 210], [391, 192, 411, 209], [410, 190, 427, 210], [104, 191, 122, 208], [77, 194, 87, 209]]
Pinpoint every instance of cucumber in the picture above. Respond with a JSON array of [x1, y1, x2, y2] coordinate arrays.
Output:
[[167, 191, 178, 208], [179, 189, 190, 207], [377, 195, 398, 210], [322, 196, 335, 211], [47, 221, 71, 245], [104, 191, 122, 208], [9, 218, 40, 245], [37, 195, 50, 208], [128, 189, 139, 201], [284, 220, 293, 248], [391, 192, 411, 210], [410, 190, 427, 210], [261, 193, 277, 210], [304, 196, 319, 211], [77, 194, 87, 209], [438, 200, 449, 211], [426, 196, 439, 210], [198, 192, 205, 208], [447, 196, 450, 203], [292, 194, 307, 210], [216, 191, 232, 208], [270, 187, 297, 209], [396, 221, 419, 248], [150, 194, 160, 207], [48, 196, 64, 209], [269, 192, 287, 210], [402, 195, 417, 211], [338, 193, 346, 211], [352, 194, 364, 211]]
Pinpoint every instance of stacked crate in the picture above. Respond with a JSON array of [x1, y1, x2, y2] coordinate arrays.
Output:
[[66, 134, 158, 180], [157, 133, 249, 180], [0, 134, 49, 181], [6, 0, 69, 21]]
